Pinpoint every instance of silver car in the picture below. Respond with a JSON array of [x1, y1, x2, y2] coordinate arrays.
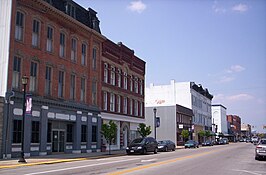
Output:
[[255, 138, 266, 160]]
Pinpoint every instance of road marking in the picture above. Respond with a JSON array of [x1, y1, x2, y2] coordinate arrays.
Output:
[[141, 159, 157, 162], [233, 169, 263, 175], [24, 158, 140, 175], [108, 149, 222, 175]]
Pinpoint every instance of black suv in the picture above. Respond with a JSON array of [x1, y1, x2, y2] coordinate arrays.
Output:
[[126, 137, 158, 155]]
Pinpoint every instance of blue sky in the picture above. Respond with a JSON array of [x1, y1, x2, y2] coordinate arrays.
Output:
[[76, 0, 266, 133]]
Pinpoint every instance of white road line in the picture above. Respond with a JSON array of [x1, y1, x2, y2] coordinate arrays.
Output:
[[24, 158, 140, 175], [233, 169, 262, 175], [141, 159, 157, 162]]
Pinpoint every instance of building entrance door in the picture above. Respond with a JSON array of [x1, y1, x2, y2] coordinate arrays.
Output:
[[52, 130, 65, 152]]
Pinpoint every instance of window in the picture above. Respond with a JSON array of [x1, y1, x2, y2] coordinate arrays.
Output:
[[15, 11, 24, 41], [140, 102, 143, 117], [103, 91, 107, 110], [134, 100, 138, 116], [92, 80, 97, 105], [13, 120, 22, 143], [117, 69, 121, 87], [123, 72, 127, 90], [29, 62, 37, 92], [58, 71, 64, 98], [12, 56, 21, 89], [134, 77, 138, 93], [81, 43, 87, 65], [66, 3, 76, 18], [117, 95, 121, 113], [46, 26, 53, 52], [59, 33, 65, 57], [31, 121, 39, 143], [130, 99, 133, 115], [92, 47, 97, 69], [110, 93, 115, 112], [81, 125, 87, 142], [45, 66, 52, 96], [104, 63, 108, 83], [71, 38, 77, 62], [32, 20, 40, 47], [70, 74, 76, 100], [47, 122, 52, 143], [92, 125, 97, 142], [111, 66, 115, 85], [80, 77, 86, 102], [67, 124, 73, 142], [140, 80, 143, 95], [130, 76, 133, 92], [123, 97, 127, 114]]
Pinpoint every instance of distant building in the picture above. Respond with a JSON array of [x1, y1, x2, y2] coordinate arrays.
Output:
[[145, 80, 213, 142], [211, 104, 228, 134], [145, 105, 193, 146], [227, 115, 241, 140], [241, 123, 251, 138]]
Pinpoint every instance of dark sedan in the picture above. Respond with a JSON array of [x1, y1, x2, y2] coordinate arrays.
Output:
[[158, 140, 176, 152], [202, 140, 213, 146], [184, 140, 199, 148]]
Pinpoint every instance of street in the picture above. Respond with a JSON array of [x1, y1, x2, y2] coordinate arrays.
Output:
[[0, 142, 265, 175]]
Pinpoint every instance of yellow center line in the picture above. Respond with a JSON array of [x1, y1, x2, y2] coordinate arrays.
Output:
[[108, 148, 224, 175]]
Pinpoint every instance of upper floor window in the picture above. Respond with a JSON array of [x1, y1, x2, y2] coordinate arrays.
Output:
[[58, 71, 64, 98], [92, 47, 97, 70], [140, 102, 143, 117], [45, 66, 52, 96], [15, 11, 24, 41], [80, 77, 86, 102], [123, 97, 127, 114], [81, 43, 87, 66], [110, 66, 115, 85], [103, 91, 107, 110], [110, 93, 115, 112], [140, 79, 143, 95], [46, 26, 53, 52], [59, 33, 65, 57], [29, 61, 38, 92], [117, 95, 121, 113], [129, 99, 133, 115], [12, 56, 21, 89], [117, 69, 121, 87], [134, 77, 138, 93], [130, 76, 133, 92], [65, 3, 76, 18], [123, 72, 127, 90], [70, 74, 76, 100], [92, 80, 97, 105], [104, 63, 108, 83], [32, 20, 40, 47], [134, 100, 138, 116], [71, 38, 77, 62]]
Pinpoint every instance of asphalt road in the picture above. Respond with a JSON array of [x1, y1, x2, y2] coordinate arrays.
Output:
[[1, 142, 265, 175]]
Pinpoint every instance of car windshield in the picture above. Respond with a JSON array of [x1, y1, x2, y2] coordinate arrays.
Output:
[[260, 140, 266, 144], [158, 141, 167, 144], [186, 141, 194, 144], [131, 138, 144, 144]]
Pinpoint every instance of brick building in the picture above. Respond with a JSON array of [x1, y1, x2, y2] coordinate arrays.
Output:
[[101, 40, 146, 150], [227, 115, 241, 140]]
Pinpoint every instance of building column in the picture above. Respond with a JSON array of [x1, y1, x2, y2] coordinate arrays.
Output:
[[39, 106, 48, 156], [96, 115, 102, 152], [24, 112, 32, 157], [86, 113, 92, 153], [73, 112, 81, 153]]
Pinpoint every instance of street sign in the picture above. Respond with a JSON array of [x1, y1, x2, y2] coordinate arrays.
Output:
[[26, 94, 32, 114]]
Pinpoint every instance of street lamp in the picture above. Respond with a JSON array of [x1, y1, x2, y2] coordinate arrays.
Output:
[[18, 75, 28, 163], [153, 108, 157, 140]]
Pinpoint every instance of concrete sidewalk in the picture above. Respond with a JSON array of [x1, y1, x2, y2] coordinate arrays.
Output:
[[0, 150, 126, 169]]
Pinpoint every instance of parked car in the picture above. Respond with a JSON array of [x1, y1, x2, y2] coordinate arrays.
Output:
[[218, 139, 225, 145], [255, 138, 266, 160], [222, 138, 229, 144], [202, 140, 213, 146], [126, 137, 158, 155], [184, 140, 199, 148], [246, 138, 251, 143], [252, 136, 259, 144], [158, 140, 176, 152]]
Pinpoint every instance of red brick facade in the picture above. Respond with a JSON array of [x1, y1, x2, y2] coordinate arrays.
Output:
[[227, 115, 241, 136]]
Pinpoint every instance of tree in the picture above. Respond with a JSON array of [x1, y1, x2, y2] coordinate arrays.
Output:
[[205, 130, 211, 139], [101, 120, 117, 155], [181, 130, 190, 142], [198, 130, 206, 143], [137, 123, 152, 138]]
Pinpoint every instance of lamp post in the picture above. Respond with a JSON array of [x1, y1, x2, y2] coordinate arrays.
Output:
[[18, 75, 28, 163], [153, 108, 157, 140]]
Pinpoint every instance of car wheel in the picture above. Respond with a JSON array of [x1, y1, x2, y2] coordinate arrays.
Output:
[[165, 147, 168, 152], [142, 148, 147, 155], [154, 147, 158, 154]]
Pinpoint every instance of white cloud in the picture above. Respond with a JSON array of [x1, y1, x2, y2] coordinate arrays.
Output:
[[219, 76, 235, 83], [232, 3, 248, 12], [127, 1, 147, 14], [226, 65, 245, 73], [212, 1, 226, 14], [227, 94, 254, 101]]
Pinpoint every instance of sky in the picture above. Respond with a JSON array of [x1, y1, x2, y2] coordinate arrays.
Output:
[[76, 0, 266, 133]]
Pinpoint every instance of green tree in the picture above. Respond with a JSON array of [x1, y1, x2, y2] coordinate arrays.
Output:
[[101, 120, 117, 155], [198, 130, 206, 142], [137, 123, 152, 138], [181, 130, 190, 142], [205, 130, 211, 139]]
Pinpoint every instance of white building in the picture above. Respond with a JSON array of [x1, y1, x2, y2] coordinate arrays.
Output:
[[145, 80, 213, 141], [211, 105, 228, 134]]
